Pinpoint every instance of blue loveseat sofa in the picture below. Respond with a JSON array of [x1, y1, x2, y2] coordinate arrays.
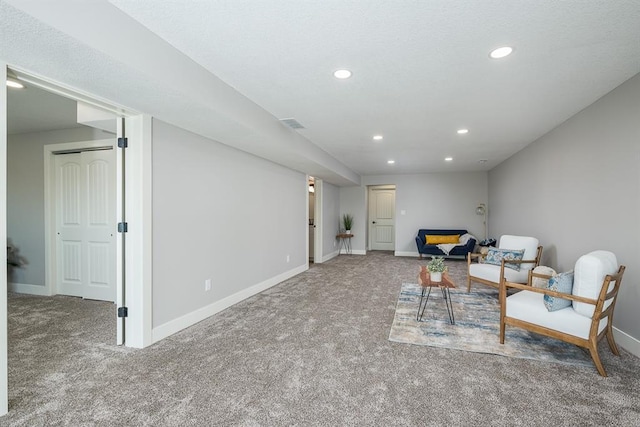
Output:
[[415, 229, 476, 259]]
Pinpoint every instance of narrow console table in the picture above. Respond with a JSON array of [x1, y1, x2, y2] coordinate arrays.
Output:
[[336, 233, 354, 255]]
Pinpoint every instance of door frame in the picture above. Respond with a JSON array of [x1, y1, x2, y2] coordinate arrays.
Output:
[[118, 114, 153, 349], [313, 179, 324, 263], [306, 175, 324, 264], [44, 139, 116, 298], [313, 178, 324, 264]]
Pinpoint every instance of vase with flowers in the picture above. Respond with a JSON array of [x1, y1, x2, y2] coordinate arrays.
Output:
[[427, 256, 446, 282]]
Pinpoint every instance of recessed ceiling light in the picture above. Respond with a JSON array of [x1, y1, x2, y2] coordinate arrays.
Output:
[[445, 157, 453, 162], [6, 79, 24, 89], [373, 135, 383, 141], [489, 46, 513, 59], [478, 159, 488, 163], [387, 160, 395, 164], [457, 129, 469, 134], [333, 69, 352, 79]]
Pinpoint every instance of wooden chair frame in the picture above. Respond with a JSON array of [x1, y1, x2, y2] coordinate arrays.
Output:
[[467, 245, 543, 292], [499, 266, 626, 376]]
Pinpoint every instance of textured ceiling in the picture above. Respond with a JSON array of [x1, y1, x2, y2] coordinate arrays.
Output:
[[109, 0, 640, 175], [7, 84, 81, 135], [3, 0, 640, 184]]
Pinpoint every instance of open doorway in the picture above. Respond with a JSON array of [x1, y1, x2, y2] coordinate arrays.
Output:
[[7, 77, 116, 296], [308, 176, 323, 263], [4, 66, 157, 351], [2, 66, 151, 414], [308, 177, 315, 263], [6, 75, 120, 343]]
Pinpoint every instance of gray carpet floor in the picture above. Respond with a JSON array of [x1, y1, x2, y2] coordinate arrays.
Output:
[[2, 251, 639, 426]]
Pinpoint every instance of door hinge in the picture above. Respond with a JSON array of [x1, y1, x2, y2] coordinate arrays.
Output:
[[118, 307, 128, 318], [117, 137, 128, 148], [118, 222, 128, 233]]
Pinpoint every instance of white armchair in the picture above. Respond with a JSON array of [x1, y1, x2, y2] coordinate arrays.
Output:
[[467, 235, 542, 292], [499, 250, 626, 376]]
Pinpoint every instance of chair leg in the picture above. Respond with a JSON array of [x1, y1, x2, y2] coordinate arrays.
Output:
[[588, 341, 607, 377], [466, 254, 471, 292], [606, 324, 620, 356], [499, 285, 506, 344]]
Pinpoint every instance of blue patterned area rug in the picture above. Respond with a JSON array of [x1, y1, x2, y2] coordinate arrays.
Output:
[[389, 283, 592, 367]]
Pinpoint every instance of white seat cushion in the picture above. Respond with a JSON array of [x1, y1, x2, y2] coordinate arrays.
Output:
[[573, 251, 617, 318], [506, 290, 606, 340], [469, 263, 529, 284], [498, 235, 539, 272]]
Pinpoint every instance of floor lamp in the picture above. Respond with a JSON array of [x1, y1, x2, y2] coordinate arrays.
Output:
[[476, 203, 487, 241]]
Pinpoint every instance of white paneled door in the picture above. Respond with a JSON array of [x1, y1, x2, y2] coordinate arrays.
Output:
[[369, 186, 396, 251], [55, 149, 116, 302]]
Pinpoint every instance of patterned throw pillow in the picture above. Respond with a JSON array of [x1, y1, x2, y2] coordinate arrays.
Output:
[[484, 248, 525, 271], [544, 271, 574, 312]]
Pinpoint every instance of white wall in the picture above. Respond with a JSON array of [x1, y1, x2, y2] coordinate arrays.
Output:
[[339, 186, 367, 255], [362, 173, 489, 255], [489, 73, 640, 346], [7, 127, 114, 290], [321, 181, 340, 259], [151, 120, 307, 335]]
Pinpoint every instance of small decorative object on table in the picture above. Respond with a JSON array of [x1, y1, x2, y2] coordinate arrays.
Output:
[[427, 256, 446, 282], [342, 213, 353, 234]]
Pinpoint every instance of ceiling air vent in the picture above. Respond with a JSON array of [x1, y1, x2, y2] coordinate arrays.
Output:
[[279, 118, 305, 129]]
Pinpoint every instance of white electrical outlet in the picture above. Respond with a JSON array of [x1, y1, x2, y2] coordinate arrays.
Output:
[[205, 279, 212, 291], [286, 255, 290, 263], [333, 240, 336, 247]]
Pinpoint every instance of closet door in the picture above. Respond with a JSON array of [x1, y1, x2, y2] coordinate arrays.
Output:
[[55, 149, 116, 301]]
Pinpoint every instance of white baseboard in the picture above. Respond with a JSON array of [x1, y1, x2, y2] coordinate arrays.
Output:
[[151, 264, 308, 344], [338, 249, 366, 255], [394, 251, 420, 257], [9, 282, 51, 296], [318, 250, 339, 263], [613, 327, 640, 358]]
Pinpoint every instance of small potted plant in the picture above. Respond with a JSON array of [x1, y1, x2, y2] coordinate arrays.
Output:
[[427, 256, 446, 282], [342, 213, 353, 234]]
